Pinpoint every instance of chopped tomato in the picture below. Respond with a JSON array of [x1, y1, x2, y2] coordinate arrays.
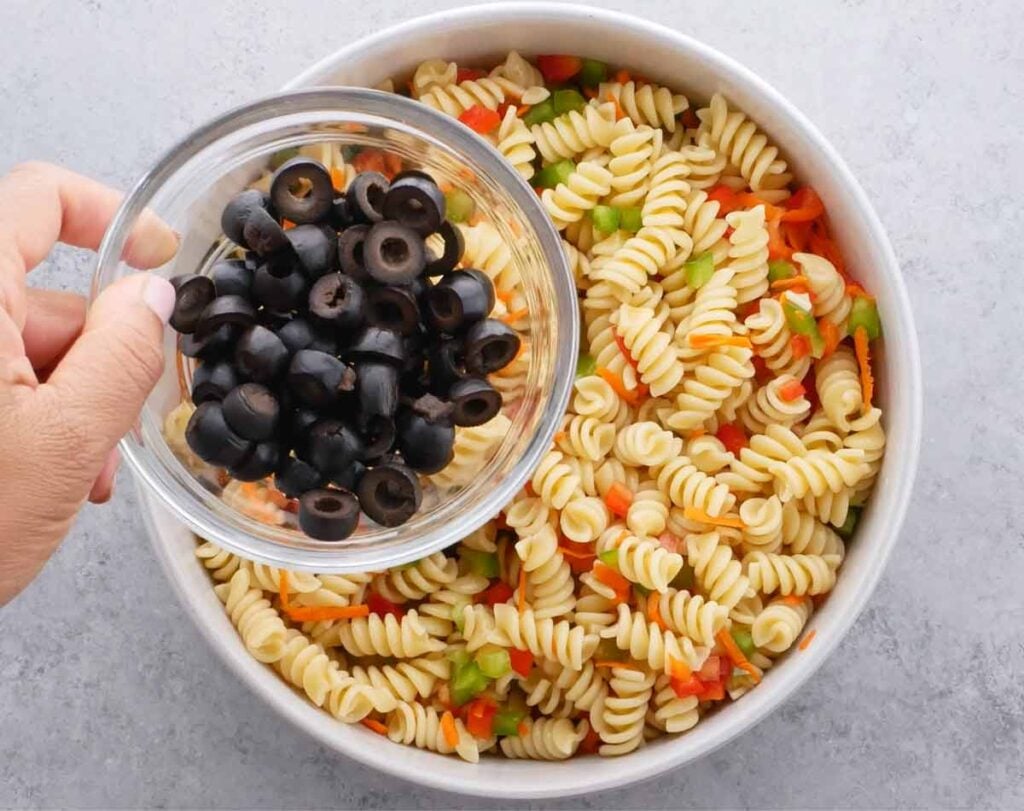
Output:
[[558, 538, 597, 574], [458, 105, 502, 134], [508, 648, 534, 677], [715, 423, 748, 455], [536, 54, 583, 83], [456, 67, 487, 82], [670, 673, 705, 698], [478, 581, 514, 606], [696, 680, 726, 702], [464, 697, 498, 740], [367, 591, 404, 619], [604, 482, 634, 518], [698, 655, 722, 683]]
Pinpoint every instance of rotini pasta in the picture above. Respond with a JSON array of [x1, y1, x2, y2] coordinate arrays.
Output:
[[697, 93, 791, 192]]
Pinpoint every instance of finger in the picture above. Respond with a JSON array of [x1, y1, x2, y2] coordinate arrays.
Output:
[[0, 161, 179, 275], [21, 288, 86, 371], [40, 272, 175, 467], [88, 447, 120, 504]]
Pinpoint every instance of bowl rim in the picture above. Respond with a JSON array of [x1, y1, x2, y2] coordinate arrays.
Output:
[[146, 2, 922, 799]]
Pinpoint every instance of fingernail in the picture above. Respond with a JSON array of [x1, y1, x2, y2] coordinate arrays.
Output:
[[143, 275, 176, 324]]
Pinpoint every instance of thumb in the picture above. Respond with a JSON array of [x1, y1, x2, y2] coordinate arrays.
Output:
[[42, 272, 176, 465]]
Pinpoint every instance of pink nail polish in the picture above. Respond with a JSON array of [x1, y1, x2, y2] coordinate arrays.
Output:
[[143, 275, 176, 324]]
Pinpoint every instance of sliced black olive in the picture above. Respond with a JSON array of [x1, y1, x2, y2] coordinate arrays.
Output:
[[229, 441, 281, 482], [308, 273, 365, 330], [275, 455, 323, 499], [181, 324, 237, 361], [210, 259, 253, 299], [276, 318, 315, 354], [235, 325, 290, 383], [330, 460, 367, 491], [288, 350, 356, 410], [382, 175, 445, 237], [427, 338, 468, 391], [308, 330, 338, 357], [426, 269, 495, 333], [367, 285, 420, 335], [396, 406, 454, 474], [424, 221, 464, 277], [257, 308, 292, 331], [185, 401, 252, 468], [464, 318, 521, 375], [449, 377, 502, 427], [346, 171, 389, 224], [286, 224, 338, 278], [222, 382, 280, 441], [196, 295, 255, 339], [191, 361, 240, 404], [306, 420, 365, 478], [253, 261, 307, 311], [270, 157, 334, 224], [364, 221, 426, 285], [298, 488, 360, 541], [346, 326, 405, 366], [356, 362, 399, 426], [360, 415, 396, 460], [338, 224, 372, 283], [328, 196, 352, 230], [169, 274, 216, 334], [242, 207, 289, 256], [287, 407, 320, 442], [221, 190, 273, 246], [402, 329, 427, 375], [391, 169, 435, 185], [357, 462, 422, 527]]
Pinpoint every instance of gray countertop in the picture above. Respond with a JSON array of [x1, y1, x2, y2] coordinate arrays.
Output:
[[2, 0, 1022, 808]]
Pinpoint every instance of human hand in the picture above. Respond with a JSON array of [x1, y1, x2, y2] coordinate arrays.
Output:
[[0, 162, 179, 604]]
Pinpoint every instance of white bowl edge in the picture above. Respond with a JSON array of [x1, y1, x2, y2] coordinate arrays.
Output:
[[141, 3, 922, 799]]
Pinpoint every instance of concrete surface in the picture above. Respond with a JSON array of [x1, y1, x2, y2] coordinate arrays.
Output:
[[1, 0, 1022, 808]]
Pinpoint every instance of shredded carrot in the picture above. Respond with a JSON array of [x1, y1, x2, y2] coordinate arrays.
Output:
[[683, 506, 745, 529], [281, 218, 296, 230], [516, 720, 530, 737], [817, 317, 840, 358], [686, 333, 753, 350], [517, 567, 527, 614], [614, 68, 631, 84], [361, 718, 388, 736], [799, 629, 817, 651], [283, 604, 370, 622], [688, 427, 706, 440], [495, 289, 514, 304], [440, 711, 460, 747], [500, 308, 529, 325], [516, 103, 531, 117], [330, 166, 346, 191], [603, 481, 633, 518], [604, 91, 627, 121], [612, 330, 640, 372], [278, 572, 290, 609], [780, 595, 807, 607], [595, 659, 639, 671], [853, 326, 874, 411], [647, 594, 667, 630], [845, 282, 874, 301], [596, 366, 647, 408], [716, 628, 762, 685], [668, 657, 692, 681], [770, 275, 811, 292]]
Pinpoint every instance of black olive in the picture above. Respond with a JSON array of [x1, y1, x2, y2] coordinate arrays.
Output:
[[308, 273, 365, 330], [191, 361, 240, 404], [229, 441, 282, 482], [306, 420, 364, 478], [210, 259, 253, 299], [338, 224, 372, 283], [396, 395, 455, 474], [382, 175, 445, 237], [464, 318, 521, 375], [402, 329, 427, 375], [427, 338, 468, 391], [276, 318, 315, 354], [185, 401, 252, 468], [257, 308, 293, 331], [222, 382, 280, 441], [221, 190, 273, 246], [364, 221, 426, 285], [235, 325, 290, 383], [449, 377, 502, 427], [285, 224, 338, 278], [357, 462, 422, 527], [270, 157, 334, 224], [242, 207, 289, 256], [253, 261, 307, 311], [308, 330, 338, 357], [170, 274, 217, 334], [360, 415, 396, 460], [288, 350, 356, 410], [298, 488, 360, 541], [287, 407, 320, 442], [426, 269, 495, 333], [328, 196, 352, 230], [275, 455, 324, 499], [243, 251, 260, 271], [367, 285, 420, 335], [346, 326, 405, 366], [330, 460, 367, 491], [424, 221, 464, 277], [346, 171, 389, 223], [391, 169, 435, 185], [356, 362, 399, 425], [196, 294, 255, 339], [181, 324, 237, 361]]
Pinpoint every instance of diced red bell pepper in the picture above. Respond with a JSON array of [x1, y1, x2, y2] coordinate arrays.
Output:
[[458, 105, 502, 135], [790, 334, 811, 360], [603, 482, 634, 518], [508, 648, 534, 678], [707, 184, 742, 215], [751, 355, 773, 385], [670, 673, 705, 698], [579, 718, 602, 754], [778, 379, 806, 402], [478, 581, 514, 606], [698, 655, 722, 683], [367, 591, 404, 619], [696, 680, 726, 702], [536, 54, 583, 83], [464, 696, 498, 740], [782, 187, 825, 223], [715, 423, 748, 456]]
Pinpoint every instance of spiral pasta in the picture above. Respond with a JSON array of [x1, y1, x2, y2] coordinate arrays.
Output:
[[651, 589, 728, 647], [655, 456, 736, 517], [724, 205, 770, 305], [531, 450, 582, 510], [274, 630, 381, 720], [541, 161, 613, 229], [625, 484, 670, 539], [490, 105, 536, 180], [641, 148, 690, 228], [680, 132, 728, 190], [613, 421, 680, 467], [491, 604, 599, 671], [430, 414, 511, 490], [410, 58, 457, 96], [780, 500, 845, 563], [615, 303, 685, 396], [769, 447, 869, 501], [457, 221, 518, 293], [500, 718, 589, 760], [752, 599, 812, 654], [744, 551, 837, 596], [739, 375, 812, 435], [591, 666, 657, 755], [530, 101, 618, 163], [715, 424, 809, 494], [606, 121, 661, 207], [195, 541, 243, 582], [387, 701, 481, 763], [419, 76, 506, 117], [744, 296, 812, 380], [590, 226, 691, 299], [738, 495, 785, 553], [516, 524, 575, 619], [649, 673, 700, 733], [374, 552, 458, 604], [349, 657, 449, 709], [793, 252, 852, 328], [815, 346, 874, 432], [594, 527, 683, 593], [555, 414, 616, 461], [686, 532, 751, 610], [332, 610, 444, 659], [560, 496, 611, 544], [670, 346, 756, 431], [599, 81, 688, 131], [675, 266, 741, 362], [214, 570, 288, 663], [459, 604, 498, 652], [685, 434, 733, 474], [697, 93, 791, 192]]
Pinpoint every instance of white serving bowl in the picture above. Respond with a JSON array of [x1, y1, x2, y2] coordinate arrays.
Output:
[[142, 3, 922, 799]]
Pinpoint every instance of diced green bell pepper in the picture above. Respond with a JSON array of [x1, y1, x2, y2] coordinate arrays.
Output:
[[578, 58, 609, 87], [523, 98, 557, 127], [446, 647, 471, 669], [534, 159, 576, 189], [618, 206, 643, 233], [462, 549, 499, 579], [576, 352, 597, 378], [493, 707, 526, 737], [594, 638, 624, 661], [731, 628, 756, 658], [597, 548, 619, 568], [592, 205, 620, 234], [768, 259, 796, 282], [474, 646, 512, 679], [849, 296, 882, 341], [685, 251, 715, 289], [782, 296, 826, 358], [836, 505, 862, 540], [451, 659, 490, 706], [552, 89, 587, 116], [444, 188, 475, 223], [450, 596, 471, 633]]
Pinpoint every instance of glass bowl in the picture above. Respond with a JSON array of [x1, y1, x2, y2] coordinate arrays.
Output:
[[92, 88, 577, 573]]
